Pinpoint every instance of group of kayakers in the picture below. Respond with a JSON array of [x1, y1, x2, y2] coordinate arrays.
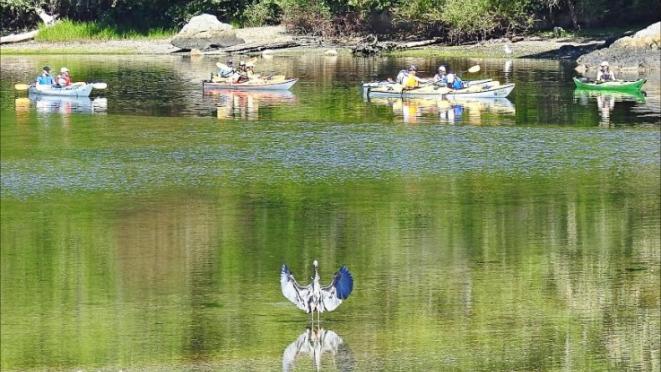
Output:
[[36, 66, 72, 88], [393, 64, 466, 90], [390, 60, 615, 91]]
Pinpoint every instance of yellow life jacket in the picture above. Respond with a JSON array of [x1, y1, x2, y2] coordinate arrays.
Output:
[[404, 75, 418, 89]]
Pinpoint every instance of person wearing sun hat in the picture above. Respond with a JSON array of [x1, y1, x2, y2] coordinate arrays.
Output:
[[596, 61, 616, 82], [56, 67, 72, 87]]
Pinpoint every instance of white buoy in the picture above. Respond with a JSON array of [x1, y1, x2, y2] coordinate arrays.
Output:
[[324, 49, 338, 56], [504, 44, 513, 55], [262, 49, 274, 56]]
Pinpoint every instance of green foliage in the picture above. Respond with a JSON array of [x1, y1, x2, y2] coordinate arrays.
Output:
[[243, 0, 283, 26], [280, 0, 333, 35], [34, 19, 175, 41], [0, 0, 38, 32], [1, 0, 660, 41]]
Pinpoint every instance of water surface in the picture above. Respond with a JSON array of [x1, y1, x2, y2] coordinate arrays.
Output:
[[1, 53, 659, 371]]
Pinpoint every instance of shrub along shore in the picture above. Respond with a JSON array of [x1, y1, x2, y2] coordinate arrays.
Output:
[[2, 0, 659, 44]]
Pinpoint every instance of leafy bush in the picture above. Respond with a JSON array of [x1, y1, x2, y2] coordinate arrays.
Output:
[[1, 0, 39, 33], [243, 0, 283, 26], [280, 0, 334, 36]]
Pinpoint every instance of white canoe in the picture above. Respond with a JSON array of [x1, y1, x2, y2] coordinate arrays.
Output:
[[28, 83, 94, 97], [366, 81, 515, 99], [203, 78, 298, 91]]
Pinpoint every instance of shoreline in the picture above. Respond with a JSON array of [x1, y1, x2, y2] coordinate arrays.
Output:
[[2, 25, 658, 78], [1, 24, 607, 59]]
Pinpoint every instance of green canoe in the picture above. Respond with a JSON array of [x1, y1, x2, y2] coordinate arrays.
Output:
[[573, 77, 646, 91]]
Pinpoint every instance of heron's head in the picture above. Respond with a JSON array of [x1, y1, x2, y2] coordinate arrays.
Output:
[[313, 260, 318, 268]]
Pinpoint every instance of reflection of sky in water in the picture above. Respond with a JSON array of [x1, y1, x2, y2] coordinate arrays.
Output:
[[2, 122, 659, 198]]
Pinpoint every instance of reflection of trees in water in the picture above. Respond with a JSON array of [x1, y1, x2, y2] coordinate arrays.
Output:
[[1, 171, 658, 369]]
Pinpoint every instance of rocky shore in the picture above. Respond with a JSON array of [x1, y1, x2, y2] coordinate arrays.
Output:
[[2, 18, 659, 80], [575, 22, 660, 75]]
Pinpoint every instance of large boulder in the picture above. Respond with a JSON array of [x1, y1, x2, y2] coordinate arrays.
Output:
[[171, 14, 244, 50], [576, 22, 660, 74]]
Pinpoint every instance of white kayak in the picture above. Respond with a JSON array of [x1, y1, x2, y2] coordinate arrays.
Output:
[[203, 78, 298, 91], [362, 79, 493, 92], [365, 81, 515, 99], [28, 82, 94, 97]]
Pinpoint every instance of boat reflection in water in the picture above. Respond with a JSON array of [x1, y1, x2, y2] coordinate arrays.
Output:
[[282, 327, 355, 372], [574, 89, 645, 127], [206, 89, 297, 120], [368, 97, 515, 124], [26, 94, 108, 115]]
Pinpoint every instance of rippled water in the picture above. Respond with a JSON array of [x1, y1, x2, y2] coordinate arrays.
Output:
[[1, 53, 659, 371]]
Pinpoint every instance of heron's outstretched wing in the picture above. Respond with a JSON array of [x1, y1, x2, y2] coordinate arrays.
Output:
[[321, 266, 353, 312], [281, 264, 312, 312]]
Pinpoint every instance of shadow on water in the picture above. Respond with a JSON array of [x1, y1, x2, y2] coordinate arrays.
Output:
[[283, 327, 355, 372]]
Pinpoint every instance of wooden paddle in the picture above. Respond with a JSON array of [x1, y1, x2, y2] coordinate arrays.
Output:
[[14, 83, 30, 90]]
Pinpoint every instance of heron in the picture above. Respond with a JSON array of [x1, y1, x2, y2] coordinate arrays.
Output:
[[280, 260, 353, 322]]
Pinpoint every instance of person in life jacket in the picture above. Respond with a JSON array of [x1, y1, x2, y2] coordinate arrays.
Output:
[[56, 67, 71, 87], [433, 65, 448, 85], [218, 60, 235, 78], [445, 69, 464, 89], [36, 66, 54, 86], [403, 66, 427, 89], [596, 61, 616, 82]]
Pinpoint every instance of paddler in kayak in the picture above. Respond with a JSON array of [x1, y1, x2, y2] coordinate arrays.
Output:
[[596, 61, 616, 82], [218, 60, 235, 79], [233, 61, 250, 83], [402, 66, 428, 90], [36, 66, 55, 87], [433, 65, 448, 86]]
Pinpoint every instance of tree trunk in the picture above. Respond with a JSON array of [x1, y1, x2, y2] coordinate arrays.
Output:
[[566, 0, 580, 29]]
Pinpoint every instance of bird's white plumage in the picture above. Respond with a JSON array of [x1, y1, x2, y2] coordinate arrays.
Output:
[[281, 262, 353, 315], [320, 283, 343, 312], [281, 268, 312, 312]]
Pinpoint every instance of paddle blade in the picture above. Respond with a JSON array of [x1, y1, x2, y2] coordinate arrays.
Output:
[[14, 83, 29, 90], [467, 65, 481, 73], [92, 82, 107, 89]]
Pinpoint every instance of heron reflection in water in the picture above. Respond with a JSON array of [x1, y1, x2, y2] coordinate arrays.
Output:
[[283, 326, 355, 372]]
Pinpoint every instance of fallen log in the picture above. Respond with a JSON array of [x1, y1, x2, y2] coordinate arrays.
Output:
[[1, 30, 39, 44], [400, 38, 441, 48], [222, 40, 299, 53], [0, 9, 58, 45], [352, 36, 441, 56]]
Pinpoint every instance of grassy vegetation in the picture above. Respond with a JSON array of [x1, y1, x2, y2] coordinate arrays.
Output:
[[0, 46, 136, 55], [34, 19, 175, 42]]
